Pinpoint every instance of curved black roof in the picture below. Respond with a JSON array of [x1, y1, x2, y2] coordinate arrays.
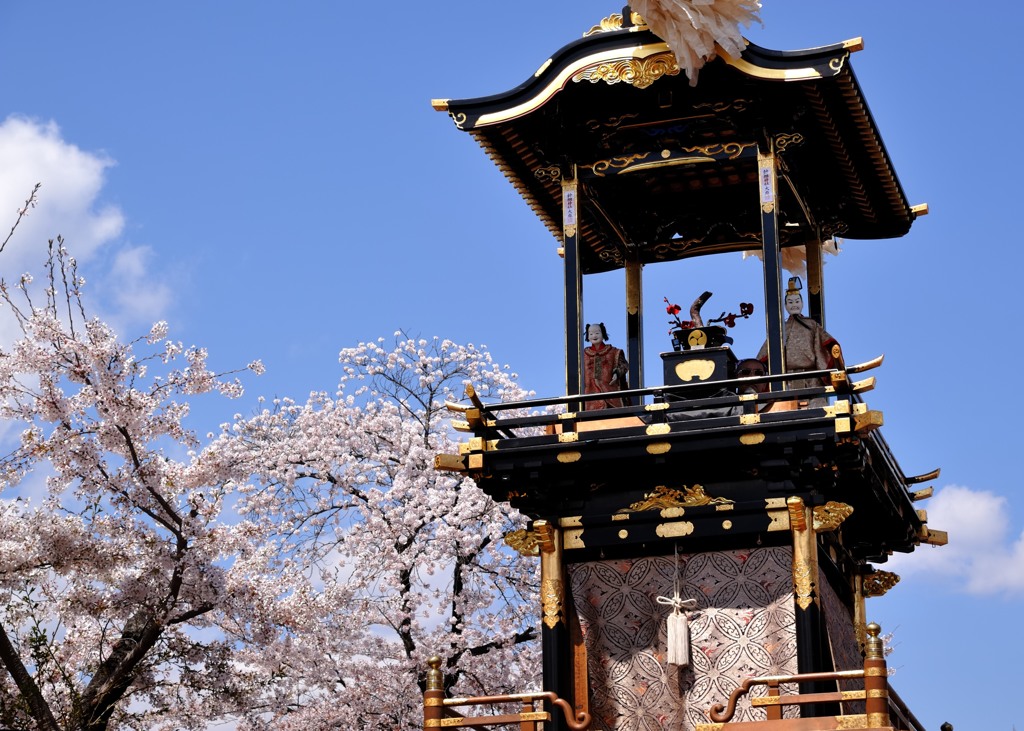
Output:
[[434, 15, 922, 274]]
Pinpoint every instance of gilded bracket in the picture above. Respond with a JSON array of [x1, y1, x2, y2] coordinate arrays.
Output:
[[813, 502, 853, 532], [863, 570, 900, 598]]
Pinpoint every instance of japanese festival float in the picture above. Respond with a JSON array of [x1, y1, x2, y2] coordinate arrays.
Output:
[[427, 3, 945, 730]]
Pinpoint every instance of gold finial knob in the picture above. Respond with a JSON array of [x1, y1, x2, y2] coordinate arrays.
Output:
[[865, 622, 884, 660], [426, 656, 444, 691]]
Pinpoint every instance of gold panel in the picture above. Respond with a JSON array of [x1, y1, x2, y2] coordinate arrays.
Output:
[[674, 359, 715, 381], [865, 689, 888, 699], [854, 410, 884, 433], [722, 520, 733, 530], [468, 454, 483, 470], [835, 716, 868, 730], [646, 423, 671, 436], [645, 402, 669, 411], [656, 521, 695, 538], [435, 454, 467, 472], [618, 529, 629, 539], [765, 497, 787, 509], [559, 412, 577, 420], [835, 417, 851, 433], [611, 513, 629, 522], [739, 432, 765, 445], [739, 413, 760, 425], [469, 437, 483, 451], [560, 515, 582, 528], [430, 98, 450, 112], [840, 690, 866, 701], [660, 507, 685, 519], [558, 432, 579, 443], [647, 442, 671, 455], [563, 529, 585, 549], [714, 504, 734, 512], [557, 451, 582, 463]]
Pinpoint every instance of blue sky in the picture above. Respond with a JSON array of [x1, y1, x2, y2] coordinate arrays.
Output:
[[1, 2, 1020, 728]]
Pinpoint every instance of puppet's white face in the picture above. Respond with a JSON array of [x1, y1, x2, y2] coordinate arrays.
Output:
[[587, 325, 605, 345], [784, 292, 804, 316]]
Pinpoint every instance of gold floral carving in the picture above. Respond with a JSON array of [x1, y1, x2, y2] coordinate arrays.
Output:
[[863, 570, 900, 598], [583, 12, 647, 36], [504, 529, 540, 556], [813, 502, 854, 532], [572, 52, 680, 90], [793, 559, 814, 610], [541, 578, 564, 628], [621, 484, 732, 513]]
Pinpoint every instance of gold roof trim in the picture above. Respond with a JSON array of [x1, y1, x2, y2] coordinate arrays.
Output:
[[471, 42, 675, 128]]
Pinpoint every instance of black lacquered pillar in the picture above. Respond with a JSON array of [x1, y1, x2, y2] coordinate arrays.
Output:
[[788, 497, 840, 717], [758, 145, 786, 391], [536, 520, 572, 731], [562, 172, 584, 405]]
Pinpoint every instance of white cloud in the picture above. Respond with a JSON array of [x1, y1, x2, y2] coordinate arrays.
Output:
[[0, 115, 124, 265], [0, 116, 172, 338], [887, 485, 1024, 594], [103, 245, 173, 326]]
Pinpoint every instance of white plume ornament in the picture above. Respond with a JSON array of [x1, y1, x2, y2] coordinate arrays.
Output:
[[630, 0, 763, 85]]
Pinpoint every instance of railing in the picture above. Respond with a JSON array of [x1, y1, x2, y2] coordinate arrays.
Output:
[[696, 623, 925, 731], [422, 657, 590, 731]]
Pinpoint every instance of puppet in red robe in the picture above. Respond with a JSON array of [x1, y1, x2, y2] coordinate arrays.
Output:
[[583, 323, 629, 410]]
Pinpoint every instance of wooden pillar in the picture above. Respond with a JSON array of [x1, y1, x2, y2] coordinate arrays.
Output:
[[758, 145, 786, 391], [625, 260, 643, 392], [423, 656, 444, 731], [852, 572, 868, 652], [537, 520, 571, 731], [863, 623, 891, 728], [562, 173, 583, 405]]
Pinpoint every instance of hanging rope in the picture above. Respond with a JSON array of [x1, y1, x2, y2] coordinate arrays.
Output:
[[656, 546, 698, 666]]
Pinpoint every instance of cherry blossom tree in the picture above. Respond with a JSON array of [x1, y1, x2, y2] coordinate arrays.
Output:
[[0, 236, 267, 731], [213, 334, 541, 730], [0, 196, 541, 730]]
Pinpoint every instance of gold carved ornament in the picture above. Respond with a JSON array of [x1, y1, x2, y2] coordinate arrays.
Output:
[[571, 52, 681, 90], [793, 560, 814, 611], [620, 484, 733, 512], [541, 579, 564, 629], [862, 570, 900, 598], [504, 529, 540, 557], [813, 502, 853, 532], [583, 12, 647, 36]]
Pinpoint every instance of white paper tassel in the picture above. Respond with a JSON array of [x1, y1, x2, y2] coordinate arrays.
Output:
[[630, 0, 763, 85], [666, 610, 691, 666]]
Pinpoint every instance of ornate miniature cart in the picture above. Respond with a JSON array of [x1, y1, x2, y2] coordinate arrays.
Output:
[[430, 9, 942, 731]]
